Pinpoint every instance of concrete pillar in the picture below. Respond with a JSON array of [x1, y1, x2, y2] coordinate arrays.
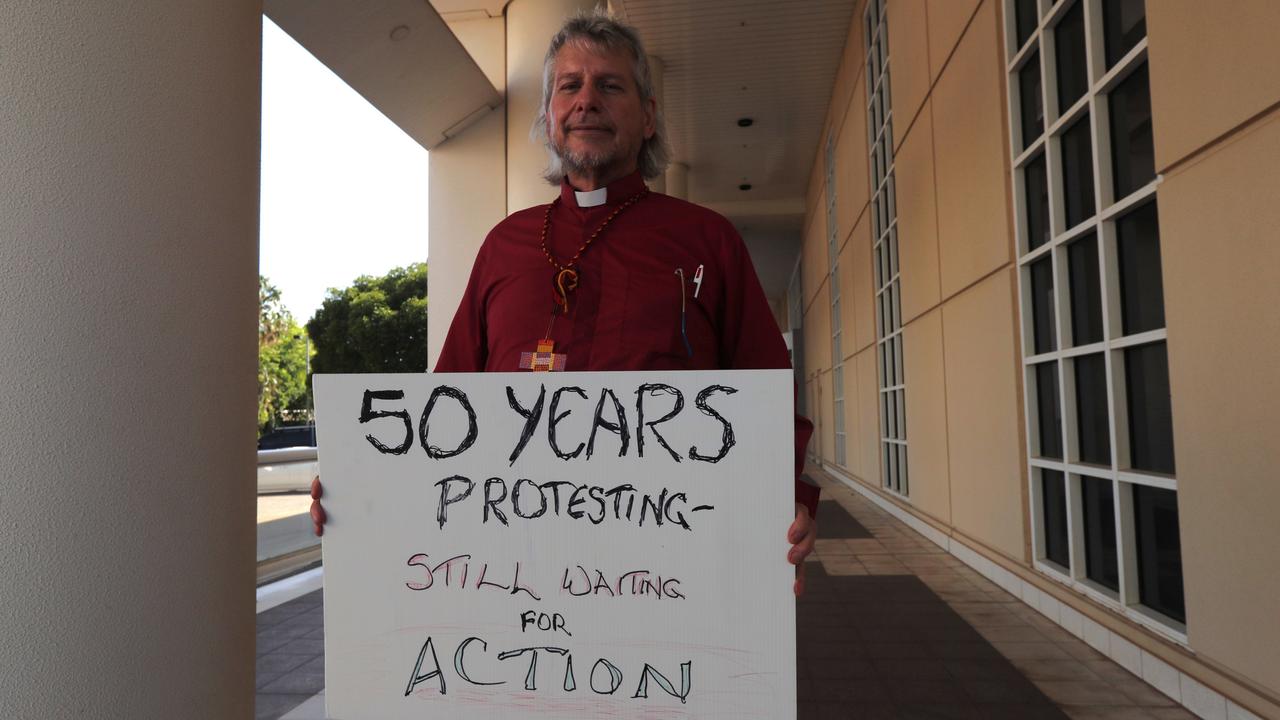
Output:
[[505, 0, 600, 213], [666, 161, 690, 200], [429, 16, 508, 369], [647, 54, 667, 194], [0, 2, 259, 718]]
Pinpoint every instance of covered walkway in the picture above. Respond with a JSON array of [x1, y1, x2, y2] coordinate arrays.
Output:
[[255, 469, 1195, 720]]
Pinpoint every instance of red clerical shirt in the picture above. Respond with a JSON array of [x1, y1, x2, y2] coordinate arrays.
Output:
[[436, 170, 819, 515]]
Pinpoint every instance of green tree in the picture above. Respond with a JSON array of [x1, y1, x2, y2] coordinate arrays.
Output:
[[258, 276, 310, 432], [307, 263, 428, 375]]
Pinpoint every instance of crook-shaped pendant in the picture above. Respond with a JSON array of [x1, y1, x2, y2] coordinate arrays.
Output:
[[552, 267, 579, 315]]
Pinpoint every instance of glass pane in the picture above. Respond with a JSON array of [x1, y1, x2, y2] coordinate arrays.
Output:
[[1134, 484, 1185, 623], [1103, 0, 1146, 69], [899, 444, 909, 494], [1041, 469, 1070, 568], [880, 389, 888, 437], [1082, 475, 1120, 591], [874, 245, 883, 287], [1117, 201, 1165, 334], [896, 389, 906, 441], [1109, 63, 1154, 200], [1126, 342, 1176, 474], [1030, 256, 1057, 354], [1015, 0, 1039, 49], [1055, 1, 1089, 113], [1068, 233, 1104, 345], [1061, 113, 1096, 228], [1074, 353, 1111, 465], [1024, 153, 1051, 250], [1036, 361, 1063, 459], [882, 67, 892, 117], [1019, 50, 1044, 151]]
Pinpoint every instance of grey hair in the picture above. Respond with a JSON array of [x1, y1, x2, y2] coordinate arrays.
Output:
[[532, 9, 671, 183]]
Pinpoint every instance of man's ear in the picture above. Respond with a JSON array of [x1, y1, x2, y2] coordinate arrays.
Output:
[[643, 96, 657, 139]]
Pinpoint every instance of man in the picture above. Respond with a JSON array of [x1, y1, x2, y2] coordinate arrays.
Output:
[[314, 11, 819, 594]]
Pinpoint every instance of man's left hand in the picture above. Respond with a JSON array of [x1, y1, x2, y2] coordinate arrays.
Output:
[[787, 503, 818, 597]]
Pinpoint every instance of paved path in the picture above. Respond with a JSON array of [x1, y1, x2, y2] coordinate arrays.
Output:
[[255, 469, 1195, 720]]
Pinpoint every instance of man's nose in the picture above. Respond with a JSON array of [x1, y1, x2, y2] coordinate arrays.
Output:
[[573, 84, 602, 113]]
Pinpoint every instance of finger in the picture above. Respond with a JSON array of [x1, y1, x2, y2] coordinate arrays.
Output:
[[793, 562, 807, 597], [313, 522, 324, 538], [788, 505, 811, 543], [310, 499, 326, 527], [310, 476, 323, 500]]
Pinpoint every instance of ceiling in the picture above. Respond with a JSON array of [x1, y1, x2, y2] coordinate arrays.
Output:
[[265, 0, 500, 149], [615, 0, 858, 297]]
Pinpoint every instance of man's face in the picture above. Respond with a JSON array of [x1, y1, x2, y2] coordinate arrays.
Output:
[[547, 42, 656, 183]]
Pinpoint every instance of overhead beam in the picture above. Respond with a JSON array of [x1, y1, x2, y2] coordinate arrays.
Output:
[[265, 0, 502, 150]]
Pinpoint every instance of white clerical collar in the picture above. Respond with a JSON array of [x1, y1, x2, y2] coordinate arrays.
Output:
[[574, 187, 607, 208]]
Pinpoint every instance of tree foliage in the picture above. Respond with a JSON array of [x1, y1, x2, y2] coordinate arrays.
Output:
[[306, 263, 428, 375], [258, 276, 310, 433]]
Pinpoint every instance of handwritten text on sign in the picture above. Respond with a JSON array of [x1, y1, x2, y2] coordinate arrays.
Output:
[[314, 370, 796, 719]]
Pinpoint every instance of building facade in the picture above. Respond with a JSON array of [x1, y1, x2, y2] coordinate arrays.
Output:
[[791, 1, 1280, 718]]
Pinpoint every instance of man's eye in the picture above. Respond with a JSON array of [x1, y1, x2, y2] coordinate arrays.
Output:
[[559, 83, 579, 92]]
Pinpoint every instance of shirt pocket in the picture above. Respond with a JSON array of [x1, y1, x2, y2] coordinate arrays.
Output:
[[622, 268, 715, 367]]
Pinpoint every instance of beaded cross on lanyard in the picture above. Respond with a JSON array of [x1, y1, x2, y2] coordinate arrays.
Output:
[[521, 188, 649, 372]]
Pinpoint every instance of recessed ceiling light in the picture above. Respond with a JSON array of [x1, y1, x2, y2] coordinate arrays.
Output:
[[737, 117, 754, 128], [739, 183, 752, 191]]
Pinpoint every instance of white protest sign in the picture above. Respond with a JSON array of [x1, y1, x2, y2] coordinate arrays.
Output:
[[314, 370, 796, 719]]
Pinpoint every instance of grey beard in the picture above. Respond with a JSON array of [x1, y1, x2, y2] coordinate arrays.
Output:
[[553, 137, 618, 176]]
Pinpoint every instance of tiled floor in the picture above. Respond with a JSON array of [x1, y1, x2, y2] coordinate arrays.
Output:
[[254, 468, 1197, 720], [256, 589, 325, 720]]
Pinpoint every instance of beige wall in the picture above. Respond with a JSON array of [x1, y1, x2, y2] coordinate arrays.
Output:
[[1145, 0, 1280, 702], [802, 0, 1023, 550], [1156, 94, 1280, 697], [796, 0, 1280, 710], [429, 17, 507, 369], [1147, 0, 1280, 173]]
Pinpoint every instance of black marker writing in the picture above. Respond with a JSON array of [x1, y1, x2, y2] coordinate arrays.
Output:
[[585, 387, 630, 459], [548, 386, 588, 460], [635, 383, 684, 462], [506, 384, 545, 465], [688, 385, 738, 463], [359, 389, 414, 455], [419, 385, 478, 459]]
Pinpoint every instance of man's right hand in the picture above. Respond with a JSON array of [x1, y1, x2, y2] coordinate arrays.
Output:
[[310, 476, 326, 536]]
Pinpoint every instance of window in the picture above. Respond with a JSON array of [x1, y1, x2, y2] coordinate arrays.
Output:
[[1081, 475, 1119, 592], [1041, 469, 1069, 569], [1035, 362, 1063, 459], [866, 0, 906, 496], [1018, 51, 1044, 151], [1060, 114, 1095, 229], [1133, 485, 1185, 622], [1108, 63, 1154, 200], [1024, 153, 1051, 250], [1005, 0, 1183, 632], [825, 135, 847, 468], [1067, 232, 1103, 346], [1054, 1, 1088, 113]]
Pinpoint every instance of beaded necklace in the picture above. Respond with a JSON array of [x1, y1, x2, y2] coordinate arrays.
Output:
[[539, 187, 648, 315], [519, 187, 648, 372]]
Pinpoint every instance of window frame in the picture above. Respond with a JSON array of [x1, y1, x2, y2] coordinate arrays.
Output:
[[1004, 0, 1183, 640], [865, 0, 908, 497]]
